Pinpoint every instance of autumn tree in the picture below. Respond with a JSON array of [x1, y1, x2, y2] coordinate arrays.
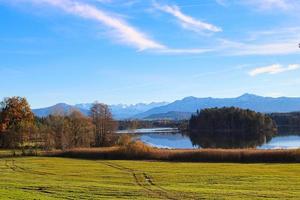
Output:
[[0, 110, 4, 147], [0, 97, 34, 151], [64, 111, 94, 149], [44, 115, 67, 150], [90, 102, 116, 147]]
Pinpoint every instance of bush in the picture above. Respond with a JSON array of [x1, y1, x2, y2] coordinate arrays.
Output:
[[117, 134, 132, 146], [124, 140, 152, 157]]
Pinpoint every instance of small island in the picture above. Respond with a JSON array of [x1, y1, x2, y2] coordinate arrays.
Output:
[[189, 107, 277, 148]]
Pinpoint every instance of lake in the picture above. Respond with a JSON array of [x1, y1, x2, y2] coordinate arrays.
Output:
[[117, 128, 300, 149]]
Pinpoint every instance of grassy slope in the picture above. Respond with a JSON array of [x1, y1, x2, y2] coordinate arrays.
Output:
[[0, 157, 299, 200]]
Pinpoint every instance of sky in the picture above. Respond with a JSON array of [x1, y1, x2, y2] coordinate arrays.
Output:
[[0, 0, 300, 108]]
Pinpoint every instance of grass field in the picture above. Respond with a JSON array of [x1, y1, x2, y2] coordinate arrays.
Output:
[[0, 157, 299, 199]]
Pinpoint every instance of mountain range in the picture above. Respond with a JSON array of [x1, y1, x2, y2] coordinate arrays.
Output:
[[33, 94, 300, 120], [33, 102, 168, 119]]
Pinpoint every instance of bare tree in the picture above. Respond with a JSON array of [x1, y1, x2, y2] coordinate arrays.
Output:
[[64, 111, 94, 149], [90, 102, 116, 147], [42, 115, 66, 150]]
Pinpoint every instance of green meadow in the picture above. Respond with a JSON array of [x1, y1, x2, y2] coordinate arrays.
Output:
[[0, 157, 299, 200]]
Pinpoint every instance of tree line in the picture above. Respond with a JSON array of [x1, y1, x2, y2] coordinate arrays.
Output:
[[0, 97, 117, 152], [189, 107, 277, 148], [117, 120, 187, 130], [268, 112, 300, 135]]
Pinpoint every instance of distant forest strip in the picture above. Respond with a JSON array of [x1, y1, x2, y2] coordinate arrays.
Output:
[[45, 147, 300, 163], [269, 112, 300, 135], [118, 112, 300, 136]]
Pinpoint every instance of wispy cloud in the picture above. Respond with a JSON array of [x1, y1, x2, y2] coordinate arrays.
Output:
[[92, 0, 140, 7], [219, 26, 300, 56], [222, 40, 299, 56], [4, 0, 209, 55], [216, 0, 300, 11], [154, 2, 222, 33], [25, 0, 164, 50], [249, 64, 300, 76], [242, 0, 296, 11], [154, 48, 212, 55], [215, 0, 228, 7]]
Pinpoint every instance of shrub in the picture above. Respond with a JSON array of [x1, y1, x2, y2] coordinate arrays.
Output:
[[122, 140, 152, 159], [117, 134, 132, 147]]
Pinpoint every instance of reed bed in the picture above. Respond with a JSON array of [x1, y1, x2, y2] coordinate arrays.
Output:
[[50, 144, 300, 163]]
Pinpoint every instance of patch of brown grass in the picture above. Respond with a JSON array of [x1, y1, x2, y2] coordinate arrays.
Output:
[[48, 144, 300, 163]]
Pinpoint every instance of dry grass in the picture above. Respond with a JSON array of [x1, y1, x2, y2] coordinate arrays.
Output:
[[2, 140, 299, 163], [49, 143, 300, 163]]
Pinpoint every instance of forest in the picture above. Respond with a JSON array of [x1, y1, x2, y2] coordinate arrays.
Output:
[[0, 96, 298, 152], [189, 107, 277, 148], [0, 97, 117, 153], [269, 112, 300, 135]]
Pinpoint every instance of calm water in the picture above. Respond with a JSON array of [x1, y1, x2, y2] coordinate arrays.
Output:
[[118, 128, 300, 149]]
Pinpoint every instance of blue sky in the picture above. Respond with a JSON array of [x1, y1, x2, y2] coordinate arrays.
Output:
[[0, 0, 300, 108]]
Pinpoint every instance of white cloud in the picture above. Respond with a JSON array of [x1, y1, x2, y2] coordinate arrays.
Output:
[[242, 0, 293, 10], [216, 0, 300, 11], [154, 48, 212, 55], [154, 2, 222, 33], [215, 0, 300, 11], [5, 0, 210, 55], [219, 26, 300, 56], [92, 0, 140, 7], [17, 0, 165, 51], [215, 0, 228, 6], [229, 41, 299, 56], [93, 0, 112, 3], [249, 64, 300, 76]]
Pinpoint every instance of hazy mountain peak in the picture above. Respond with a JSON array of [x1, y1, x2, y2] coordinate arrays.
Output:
[[133, 94, 300, 119], [237, 93, 260, 100], [33, 94, 300, 119], [54, 103, 70, 107], [182, 96, 198, 101], [34, 101, 169, 119]]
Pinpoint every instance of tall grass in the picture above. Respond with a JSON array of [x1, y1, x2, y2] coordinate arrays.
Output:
[[2, 138, 299, 163], [50, 141, 300, 163]]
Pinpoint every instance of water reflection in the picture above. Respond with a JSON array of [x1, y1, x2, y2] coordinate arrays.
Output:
[[140, 133, 195, 149], [188, 132, 272, 149], [259, 135, 300, 149], [118, 128, 300, 149]]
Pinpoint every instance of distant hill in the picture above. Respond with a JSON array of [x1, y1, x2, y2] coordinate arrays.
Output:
[[33, 103, 86, 117], [135, 94, 300, 119], [143, 111, 192, 120], [33, 102, 168, 119], [33, 94, 300, 120]]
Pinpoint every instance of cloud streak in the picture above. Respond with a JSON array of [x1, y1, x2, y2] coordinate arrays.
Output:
[[154, 2, 222, 33], [154, 48, 212, 55], [249, 64, 300, 76], [224, 40, 299, 56], [26, 0, 165, 50], [5, 0, 209, 55], [216, 0, 300, 11], [219, 26, 300, 56], [242, 0, 296, 11]]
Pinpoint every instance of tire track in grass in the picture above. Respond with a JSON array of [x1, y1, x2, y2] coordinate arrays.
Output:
[[4, 159, 55, 176], [1, 159, 199, 199], [103, 161, 174, 199], [102, 161, 196, 200], [2, 160, 59, 197]]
